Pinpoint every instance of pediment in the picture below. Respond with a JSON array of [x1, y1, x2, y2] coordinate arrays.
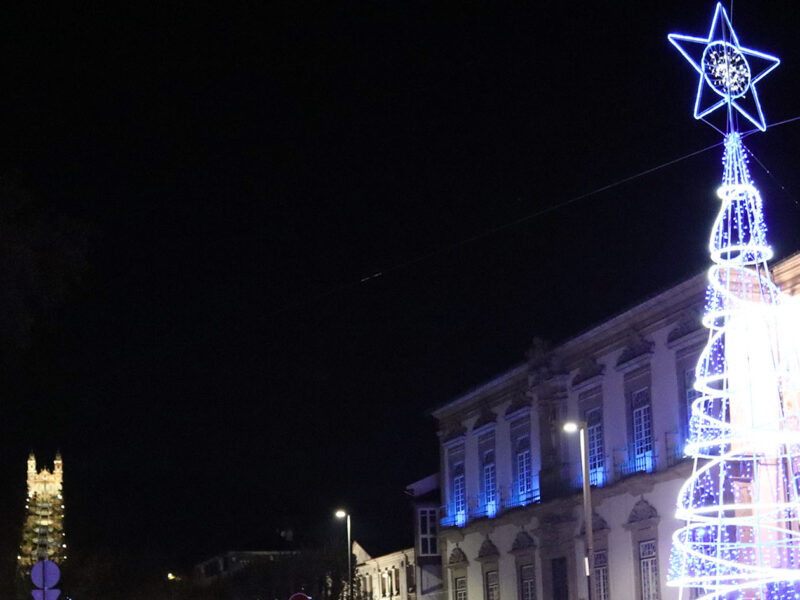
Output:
[[627, 498, 658, 524], [448, 546, 467, 566], [477, 537, 499, 559], [510, 530, 536, 553]]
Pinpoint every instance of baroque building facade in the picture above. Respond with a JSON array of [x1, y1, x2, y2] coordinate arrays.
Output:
[[432, 254, 800, 600], [18, 453, 66, 572]]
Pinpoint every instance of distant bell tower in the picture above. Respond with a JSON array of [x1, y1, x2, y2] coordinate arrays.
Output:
[[18, 453, 67, 576]]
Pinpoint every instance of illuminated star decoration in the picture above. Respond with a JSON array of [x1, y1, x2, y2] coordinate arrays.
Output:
[[668, 2, 780, 131]]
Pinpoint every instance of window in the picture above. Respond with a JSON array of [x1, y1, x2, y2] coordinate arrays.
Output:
[[453, 464, 466, 526], [519, 564, 536, 600], [483, 450, 497, 516], [632, 388, 653, 472], [455, 576, 467, 600], [485, 571, 499, 600], [684, 368, 701, 433], [586, 407, 605, 486], [594, 551, 609, 600], [419, 508, 438, 555], [639, 540, 659, 600], [516, 438, 533, 504]]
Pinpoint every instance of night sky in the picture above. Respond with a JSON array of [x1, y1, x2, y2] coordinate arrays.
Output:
[[1, 0, 800, 583]]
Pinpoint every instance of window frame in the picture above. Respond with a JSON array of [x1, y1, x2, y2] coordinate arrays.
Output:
[[519, 563, 536, 600], [484, 570, 499, 600], [418, 507, 438, 556]]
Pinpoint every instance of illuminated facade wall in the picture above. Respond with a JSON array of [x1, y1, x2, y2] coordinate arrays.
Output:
[[355, 545, 417, 600], [18, 453, 66, 572], [431, 252, 800, 600]]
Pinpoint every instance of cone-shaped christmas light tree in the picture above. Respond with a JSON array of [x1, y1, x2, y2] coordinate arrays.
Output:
[[667, 4, 800, 599]]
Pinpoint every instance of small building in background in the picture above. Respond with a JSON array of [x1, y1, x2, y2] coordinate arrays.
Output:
[[354, 543, 416, 600], [194, 550, 298, 585]]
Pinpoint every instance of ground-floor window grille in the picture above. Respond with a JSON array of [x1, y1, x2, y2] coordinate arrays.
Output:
[[594, 551, 609, 600], [519, 564, 535, 600], [639, 540, 659, 600], [455, 577, 467, 600], [485, 571, 499, 600]]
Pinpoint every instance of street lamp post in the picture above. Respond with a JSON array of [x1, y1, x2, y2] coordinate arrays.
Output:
[[335, 509, 352, 600], [564, 421, 593, 600]]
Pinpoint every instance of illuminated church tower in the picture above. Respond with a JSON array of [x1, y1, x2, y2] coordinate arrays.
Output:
[[18, 453, 66, 573]]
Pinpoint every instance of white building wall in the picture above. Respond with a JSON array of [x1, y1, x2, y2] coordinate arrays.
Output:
[[432, 254, 800, 600]]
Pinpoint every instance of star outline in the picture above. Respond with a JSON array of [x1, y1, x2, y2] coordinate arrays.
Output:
[[667, 2, 780, 131]]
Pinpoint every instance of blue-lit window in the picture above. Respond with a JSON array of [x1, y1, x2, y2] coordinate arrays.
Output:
[[483, 450, 497, 517], [632, 388, 654, 472], [516, 442, 533, 503], [586, 407, 605, 486], [685, 368, 701, 432], [452, 464, 466, 526]]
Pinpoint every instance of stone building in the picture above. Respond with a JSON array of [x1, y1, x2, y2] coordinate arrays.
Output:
[[431, 253, 800, 600]]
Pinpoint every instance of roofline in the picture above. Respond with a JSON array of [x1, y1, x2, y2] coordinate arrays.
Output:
[[430, 362, 527, 419]]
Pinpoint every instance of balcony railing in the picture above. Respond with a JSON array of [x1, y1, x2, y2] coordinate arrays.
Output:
[[502, 483, 541, 509], [616, 450, 656, 478], [439, 503, 467, 528], [571, 466, 609, 490], [470, 492, 500, 519], [440, 483, 542, 528], [666, 433, 689, 467]]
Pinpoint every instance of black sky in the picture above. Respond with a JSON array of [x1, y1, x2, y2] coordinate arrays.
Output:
[[1, 0, 800, 581]]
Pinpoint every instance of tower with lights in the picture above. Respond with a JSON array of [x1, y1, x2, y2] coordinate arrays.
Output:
[[18, 453, 67, 575], [667, 4, 800, 599]]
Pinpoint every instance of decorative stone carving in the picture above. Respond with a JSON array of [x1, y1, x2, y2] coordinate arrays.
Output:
[[441, 426, 466, 444], [580, 512, 609, 535], [527, 337, 566, 386], [627, 497, 659, 524], [448, 546, 467, 566], [505, 393, 531, 417], [617, 330, 655, 366], [510, 530, 536, 553], [571, 357, 605, 387], [473, 409, 496, 431], [667, 309, 703, 343], [477, 537, 499, 560]]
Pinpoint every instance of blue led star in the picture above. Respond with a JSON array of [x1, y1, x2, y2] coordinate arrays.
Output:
[[668, 2, 780, 131]]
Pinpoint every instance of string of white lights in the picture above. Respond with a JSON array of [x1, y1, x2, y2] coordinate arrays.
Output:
[[666, 4, 800, 599]]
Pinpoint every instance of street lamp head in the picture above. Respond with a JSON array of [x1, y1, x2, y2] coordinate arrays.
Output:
[[563, 422, 579, 433], [335, 509, 347, 519]]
